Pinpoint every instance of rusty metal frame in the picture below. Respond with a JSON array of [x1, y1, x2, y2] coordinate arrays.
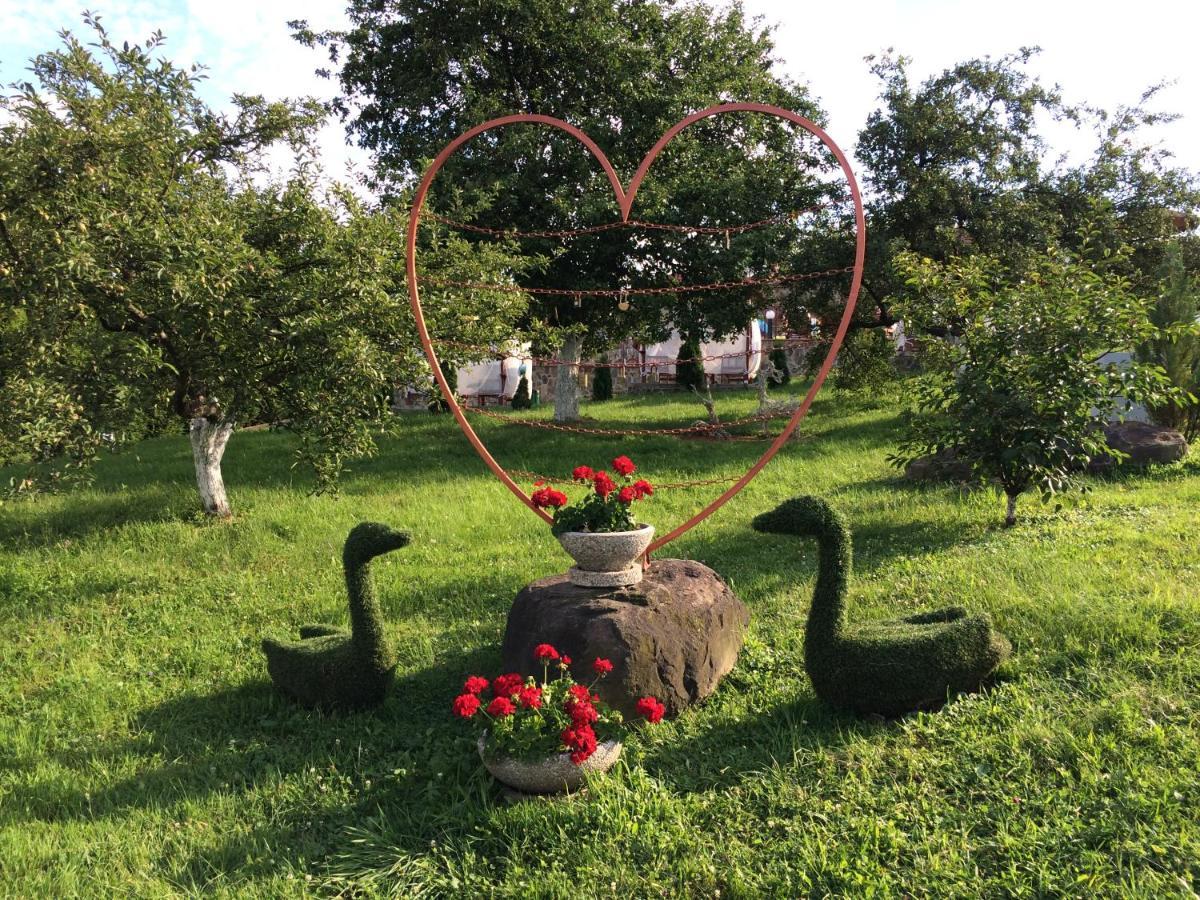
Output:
[[405, 102, 865, 554]]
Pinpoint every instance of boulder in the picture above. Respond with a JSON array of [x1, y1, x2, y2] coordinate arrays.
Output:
[[1089, 421, 1188, 472], [501, 559, 749, 719], [903, 447, 974, 483]]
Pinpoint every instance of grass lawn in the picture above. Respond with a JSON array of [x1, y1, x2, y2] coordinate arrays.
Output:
[[2, 385, 1199, 897]]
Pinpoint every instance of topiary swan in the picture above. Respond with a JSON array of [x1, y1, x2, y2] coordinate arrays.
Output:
[[751, 496, 1010, 716], [262, 522, 410, 711]]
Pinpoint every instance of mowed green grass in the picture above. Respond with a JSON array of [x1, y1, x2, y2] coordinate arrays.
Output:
[[2, 386, 1199, 897]]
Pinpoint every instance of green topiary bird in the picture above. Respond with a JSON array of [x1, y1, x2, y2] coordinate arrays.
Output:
[[751, 496, 1010, 717], [262, 522, 410, 711]]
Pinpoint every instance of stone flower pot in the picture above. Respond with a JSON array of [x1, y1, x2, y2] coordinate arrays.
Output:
[[556, 524, 654, 587], [477, 733, 622, 794]]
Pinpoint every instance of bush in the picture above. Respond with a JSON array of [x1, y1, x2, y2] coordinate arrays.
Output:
[[1137, 243, 1200, 442], [591, 358, 613, 401], [890, 248, 1172, 526], [832, 329, 894, 393], [675, 338, 706, 393], [427, 366, 457, 413], [511, 375, 531, 410], [769, 346, 791, 384]]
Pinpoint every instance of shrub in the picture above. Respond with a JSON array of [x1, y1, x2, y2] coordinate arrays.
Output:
[[1137, 243, 1200, 442], [769, 346, 791, 384], [675, 337, 706, 392], [511, 375, 531, 410], [890, 247, 1173, 526], [591, 358, 613, 401]]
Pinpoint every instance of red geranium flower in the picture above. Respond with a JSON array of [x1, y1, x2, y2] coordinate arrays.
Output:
[[572, 465, 595, 482], [592, 658, 614, 676], [518, 685, 543, 709], [561, 724, 599, 764], [635, 696, 666, 723], [463, 675, 489, 695], [567, 684, 591, 703], [618, 485, 637, 504], [559, 654, 572, 667], [566, 698, 599, 726], [534, 643, 560, 662], [492, 673, 524, 698], [612, 455, 636, 476], [531, 487, 568, 509], [633, 479, 654, 498], [593, 471, 616, 498], [487, 696, 517, 717], [452, 693, 480, 718]]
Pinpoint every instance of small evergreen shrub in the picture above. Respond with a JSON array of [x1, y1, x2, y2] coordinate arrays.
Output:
[[592, 358, 613, 401], [511, 375, 532, 410], [769, 346, 791, 384], [675, 338, 706, 392]]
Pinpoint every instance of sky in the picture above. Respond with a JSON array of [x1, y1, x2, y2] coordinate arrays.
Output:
[[2, 0, 1197, 188]]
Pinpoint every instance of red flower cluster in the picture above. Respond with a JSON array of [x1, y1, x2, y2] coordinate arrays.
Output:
[[612, 455, 636, 476], [492, 673, 524, 698], [572, 465, 595, 482], [451, 642, 664, 768], [561, 724, 599, 764], [635, 696, 666, 723], [487, 696, 516, 717], [531, 486, 568, 509], [463, 675, 489, 695], [593, 470, 616, 498], [452, 693, 480, 718]]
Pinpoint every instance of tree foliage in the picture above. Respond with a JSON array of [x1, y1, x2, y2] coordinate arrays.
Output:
[[0, 16, 527, 511], [890, 242, 1173, 526], [1137, 241, 1200, 441], [293, 0, 843, 416]]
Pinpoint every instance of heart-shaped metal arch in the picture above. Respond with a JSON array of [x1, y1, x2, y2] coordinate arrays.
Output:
[[405, 102, 865, 554]]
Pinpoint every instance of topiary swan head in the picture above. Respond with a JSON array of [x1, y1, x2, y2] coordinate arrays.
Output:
[[751, 495, 844, 538], [344, 522, 411, 562]]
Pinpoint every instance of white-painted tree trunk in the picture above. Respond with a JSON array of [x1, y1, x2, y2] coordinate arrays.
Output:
[[554, 334, 582, 422], [189, 416, 235, 518]]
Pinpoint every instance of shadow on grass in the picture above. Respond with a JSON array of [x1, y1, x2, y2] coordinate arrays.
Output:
[[0, 486, 193, 551], [6, 644, 510, 888]]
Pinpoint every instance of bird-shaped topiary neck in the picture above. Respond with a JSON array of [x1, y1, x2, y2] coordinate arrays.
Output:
[[751, 496, 851, 643], [342, 522, 410, 662], [806, 503, 851, 644]]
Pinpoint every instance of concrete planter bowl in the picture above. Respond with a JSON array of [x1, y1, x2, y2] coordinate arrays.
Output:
[[477, 734, 622, 795], [556, 524, 654, 587]]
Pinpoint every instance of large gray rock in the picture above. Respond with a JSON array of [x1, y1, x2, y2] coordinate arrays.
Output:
[[903, 447, 974, 483], [501, 559, 749, 719], [1090, 420, 1188, 472]]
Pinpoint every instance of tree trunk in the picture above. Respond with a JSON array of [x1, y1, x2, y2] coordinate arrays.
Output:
[[189, 416, 235, 518], [1003, 493, 1018, 528], [554, 333, 582, 422]]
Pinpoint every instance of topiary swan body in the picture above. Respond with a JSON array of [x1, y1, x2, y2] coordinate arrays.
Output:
[[752, 496, 1010, 717], [262, 522, 410, 711]]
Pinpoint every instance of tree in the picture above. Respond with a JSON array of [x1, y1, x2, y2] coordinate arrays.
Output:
[[890, 244, 1172, 527], [790, 49, 1198, 382], [1138, 242, 1200, 441], [293, 0, 839, 421], [0, 18, 527, 514]]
